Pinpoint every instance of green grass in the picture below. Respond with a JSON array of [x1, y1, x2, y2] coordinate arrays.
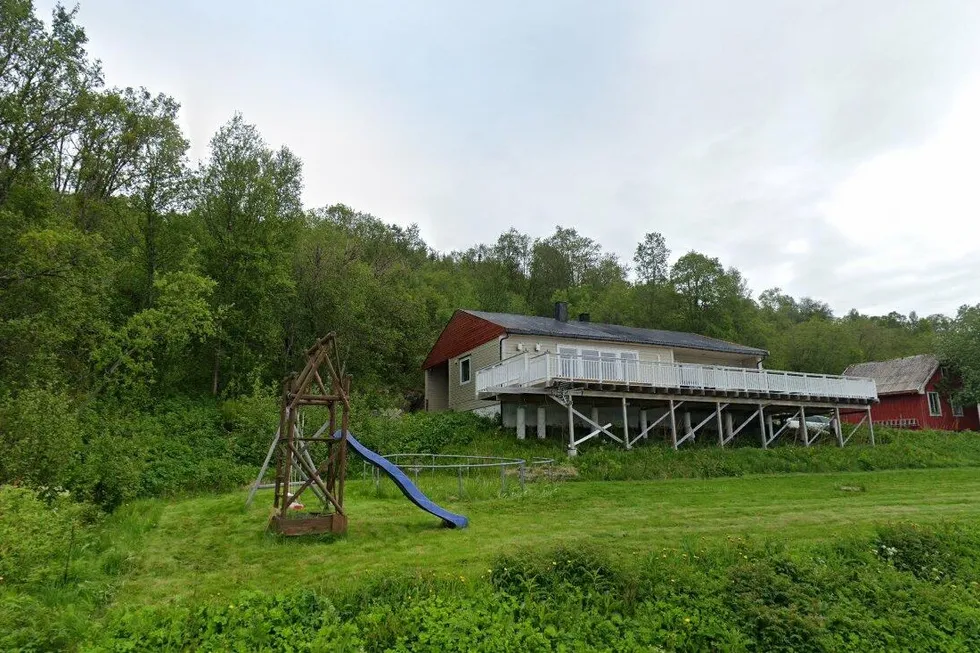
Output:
[[111, 466, 980, 607]]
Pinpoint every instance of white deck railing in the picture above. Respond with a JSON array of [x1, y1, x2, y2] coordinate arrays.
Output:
[[475, 352, 878, 401]]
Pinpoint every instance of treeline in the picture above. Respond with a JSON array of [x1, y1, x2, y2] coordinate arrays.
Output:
[[0, 2, 954, 413]]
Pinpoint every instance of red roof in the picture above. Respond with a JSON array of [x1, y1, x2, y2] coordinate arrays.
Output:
[[422, 310, 505, 369]]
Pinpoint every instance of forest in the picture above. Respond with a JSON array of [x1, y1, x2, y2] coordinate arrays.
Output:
[[3, 0, 980, 505]]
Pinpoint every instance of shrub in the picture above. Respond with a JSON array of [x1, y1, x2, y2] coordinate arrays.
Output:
[[0, 387, 82, 499]]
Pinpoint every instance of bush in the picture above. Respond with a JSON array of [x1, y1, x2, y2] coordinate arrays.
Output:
[[0, 486, 92, 587], [0, 387, 82, 499], [90, 590, 362, 652], [354, 407, 501, 454]]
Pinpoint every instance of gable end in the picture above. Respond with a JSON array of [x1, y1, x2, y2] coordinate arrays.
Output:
[[422, 310, 506, 370]]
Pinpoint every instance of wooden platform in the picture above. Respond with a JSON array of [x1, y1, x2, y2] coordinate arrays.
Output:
[[269, 512, 347, 536]]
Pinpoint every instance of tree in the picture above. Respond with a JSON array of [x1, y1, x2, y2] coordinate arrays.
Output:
[[0, 1, 100, 202], [633, 231, 670, 284], [194, 114, 302, 394], [938, 304, 980, 405]]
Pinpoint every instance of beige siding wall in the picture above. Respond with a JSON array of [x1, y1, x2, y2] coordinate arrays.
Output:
[[424, 365, 449, 412], [448, 338, 501, 412], [501, 335, 674, 363], [672, 348, 761, 368], [501, 334, 761, 368]]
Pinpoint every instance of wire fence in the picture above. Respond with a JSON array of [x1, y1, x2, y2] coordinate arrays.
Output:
[[359, 454, 556, 495]]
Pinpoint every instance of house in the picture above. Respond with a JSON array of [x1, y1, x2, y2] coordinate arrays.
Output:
[[423, 303, 879, 454], [842, 354, 979, 431]]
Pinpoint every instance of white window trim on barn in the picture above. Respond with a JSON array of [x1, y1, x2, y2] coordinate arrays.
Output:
[[927, 391, 942, 417], [952, 403, 964, 417], [459, 356, 472, 385]]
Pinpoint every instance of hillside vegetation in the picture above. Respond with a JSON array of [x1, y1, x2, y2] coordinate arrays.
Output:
[[6, 467, 980, 651]]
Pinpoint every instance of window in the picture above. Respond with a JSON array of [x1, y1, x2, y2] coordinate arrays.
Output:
[[459, 356, 471, 385], [927, 391, 942, 417], [953, 403, 964, 417]]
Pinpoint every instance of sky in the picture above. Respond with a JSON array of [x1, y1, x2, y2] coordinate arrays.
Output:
[[36, 0, 980, 316]]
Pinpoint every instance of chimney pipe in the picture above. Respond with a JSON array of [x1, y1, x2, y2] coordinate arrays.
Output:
[[554, 301, 569, 322], [578, 313, 590, 322]]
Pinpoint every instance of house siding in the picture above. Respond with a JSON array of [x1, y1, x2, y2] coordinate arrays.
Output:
[[424, 366, 449, 411], [448, 338, 501, 412], [501, 335, 674, 363], [844, 369, 980, 431]]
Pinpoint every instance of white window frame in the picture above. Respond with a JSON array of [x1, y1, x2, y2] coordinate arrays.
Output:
[[927, 391, 942, 417], [459, 356, 472, 385], [952, 403, 964, 417]]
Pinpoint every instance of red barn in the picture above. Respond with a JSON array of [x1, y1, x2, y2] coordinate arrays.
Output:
[[843, 354, 979, 431]]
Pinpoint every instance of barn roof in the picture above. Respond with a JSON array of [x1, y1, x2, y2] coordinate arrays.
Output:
[[842, 354, 939, 395], [463, 310, 769, 357]]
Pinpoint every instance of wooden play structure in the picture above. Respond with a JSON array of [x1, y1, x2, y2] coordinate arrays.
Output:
[[247, 333, 351, 536]]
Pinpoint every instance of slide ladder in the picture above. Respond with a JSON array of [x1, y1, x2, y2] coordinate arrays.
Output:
[[335, 431, 468, 529]]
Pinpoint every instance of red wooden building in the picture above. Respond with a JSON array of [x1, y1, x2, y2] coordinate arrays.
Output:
[[842, 354, 979, 431]]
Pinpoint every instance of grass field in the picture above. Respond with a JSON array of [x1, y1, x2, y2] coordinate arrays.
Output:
[[9, 461, 980, 650], [111, 466, 980, 607]]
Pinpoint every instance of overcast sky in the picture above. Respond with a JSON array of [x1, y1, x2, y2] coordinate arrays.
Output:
[[38, 0, 980, 316]]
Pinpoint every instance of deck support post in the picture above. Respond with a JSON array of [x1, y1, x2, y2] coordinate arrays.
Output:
[[758, 405, 767, 449], [622, 397, 631, 450], [867, 405, 875, 446], [567, 397, 576, 457], [800, 405, 809, 447], [516, 404, 526, 440], [834, 406, 844, 447], [724, 412, 734, 443], [537, 405, 547, 440], [640, 409, 649, 440], [766, 414, 774, 444], [716, 402, 725, 446], [683, 411, 693, 441], [669, 400, 678, 450], [591, 406, 600, 433]]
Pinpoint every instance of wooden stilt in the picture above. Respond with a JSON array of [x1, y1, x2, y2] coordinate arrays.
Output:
[[834, 406, 844, 447], [622, 397, 630, 450], [758, 404, 767, 449], [716, 401, 725, 446], [567, 396, 576, 456], [867, 405, 875, 446], [669, 400, 678, 450]]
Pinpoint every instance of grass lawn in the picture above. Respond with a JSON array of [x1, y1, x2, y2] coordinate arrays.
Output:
[[112, 466, 980, 607]]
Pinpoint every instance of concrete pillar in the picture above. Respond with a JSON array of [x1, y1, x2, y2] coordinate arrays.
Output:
[[640, 410, 649, 440], [724, 412, 734, 443], [516, 405, 526, 440], [683, 411, 693, 440], [537, 405, 547, 440], [591, 405, 600, 429]]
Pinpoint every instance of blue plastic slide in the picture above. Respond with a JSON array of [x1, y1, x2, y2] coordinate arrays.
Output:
[[334, 431, 468, 528]]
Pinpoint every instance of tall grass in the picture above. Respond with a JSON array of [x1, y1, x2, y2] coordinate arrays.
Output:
[[86, 522, 980, 651]]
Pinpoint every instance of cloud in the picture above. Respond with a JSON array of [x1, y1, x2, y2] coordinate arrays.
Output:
[[35, 0, 980, 315]]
